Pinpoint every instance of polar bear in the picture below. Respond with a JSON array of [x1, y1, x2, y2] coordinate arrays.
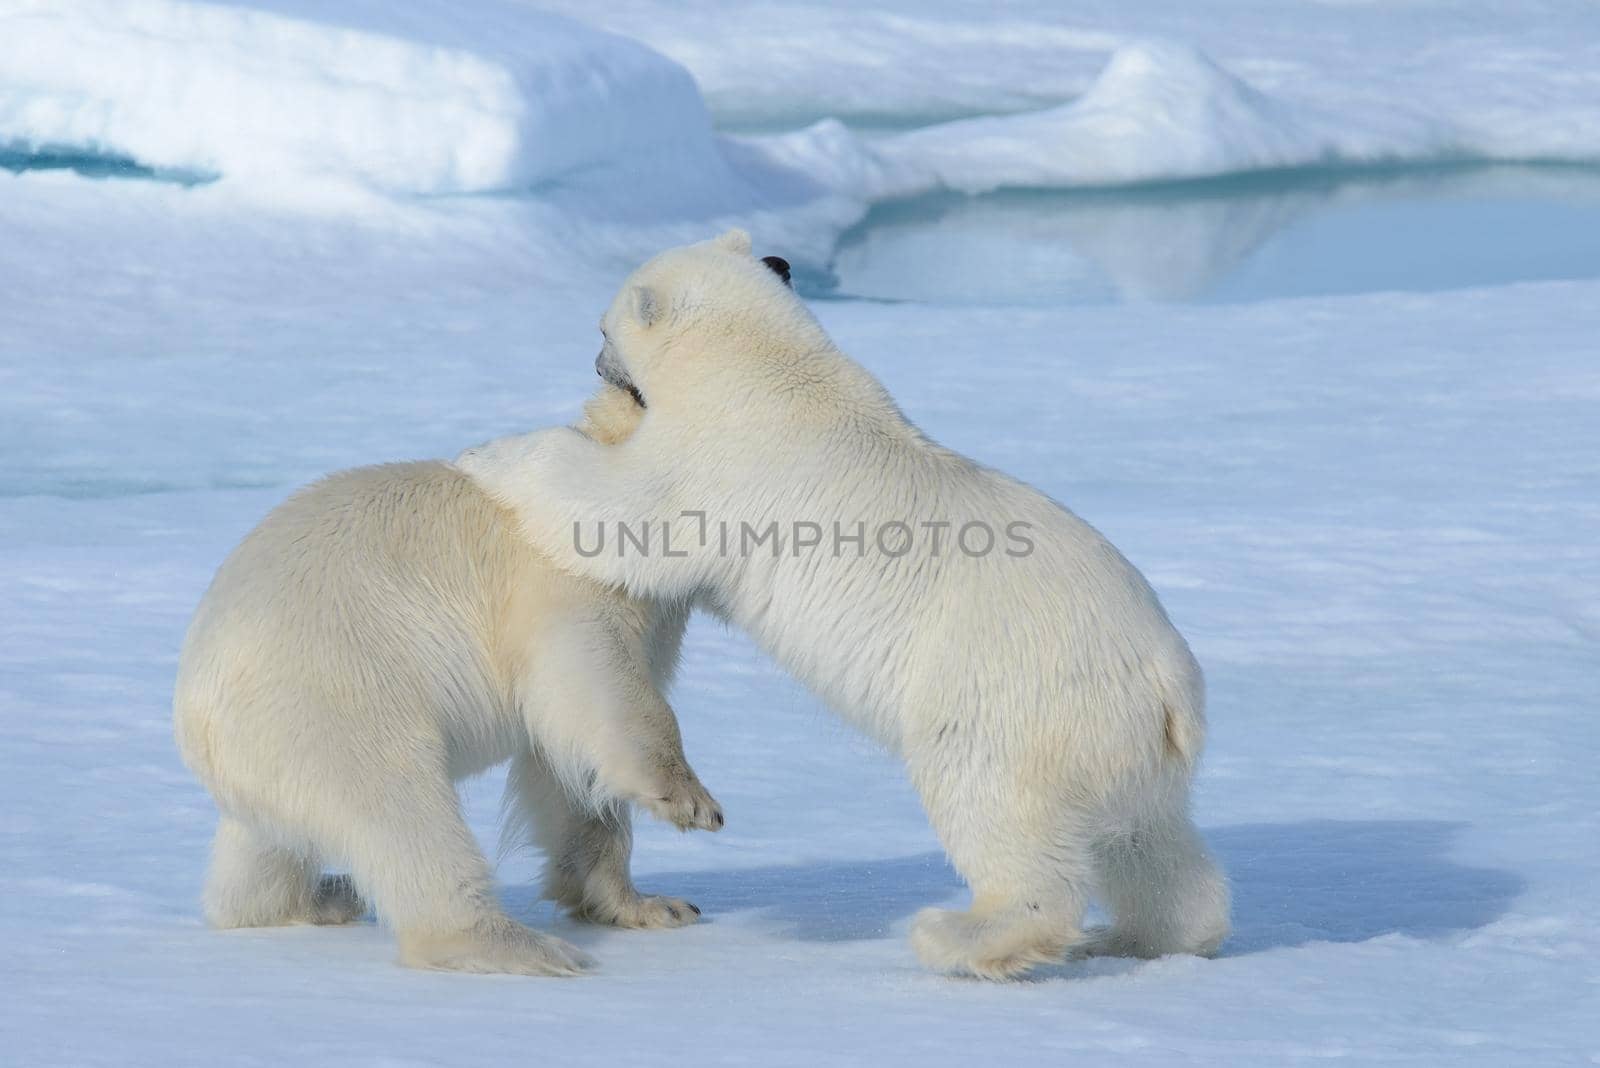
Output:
[[173, 386, 721, 976], [457, 230, 1230, 979]]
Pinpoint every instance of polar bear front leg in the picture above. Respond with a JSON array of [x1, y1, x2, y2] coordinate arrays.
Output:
[[506, 751, 703, 929], [905, 745, 1092, 979], [456, 428, 703, 602], [519, 620, 723, 834]]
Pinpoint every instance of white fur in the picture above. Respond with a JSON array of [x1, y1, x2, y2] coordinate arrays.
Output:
[[458, 230, 1231, 979], [173, 388, 718, 976]]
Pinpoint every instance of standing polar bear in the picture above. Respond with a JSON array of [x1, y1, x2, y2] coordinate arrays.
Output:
[[458, 230, 1230, 979], [174, 387, 721, 976]]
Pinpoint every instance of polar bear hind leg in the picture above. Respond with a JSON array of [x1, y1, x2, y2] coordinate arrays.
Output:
[[203, 816, 364, 928], [505, 750, 702, 928], [906, 752, 1095, 980], [307, 754, 592, 976], [1082, 787, 1230, 959]]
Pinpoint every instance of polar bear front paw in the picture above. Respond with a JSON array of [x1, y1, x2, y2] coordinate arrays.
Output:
[[638, 766, 724, 833], [456, 428, 582, 510]]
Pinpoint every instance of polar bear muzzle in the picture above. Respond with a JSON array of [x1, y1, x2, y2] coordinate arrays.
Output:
[[596, 341, 645, 409]]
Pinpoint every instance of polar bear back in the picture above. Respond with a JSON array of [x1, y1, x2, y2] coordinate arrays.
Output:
[[172, 461, 631, 800]]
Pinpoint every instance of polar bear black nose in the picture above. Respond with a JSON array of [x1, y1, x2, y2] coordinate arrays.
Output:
[[761, 256, 792, 287]]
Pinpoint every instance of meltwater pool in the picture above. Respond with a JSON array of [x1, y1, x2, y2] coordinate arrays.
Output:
[[811, 163, 1600, 305]]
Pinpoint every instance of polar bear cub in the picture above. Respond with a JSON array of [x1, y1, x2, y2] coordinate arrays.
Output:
[[174, 386, 720, 976], [458, 230, 1230, 979]]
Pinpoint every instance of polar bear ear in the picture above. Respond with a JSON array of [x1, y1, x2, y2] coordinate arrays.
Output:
[[712, 228, 752, 255], [631, 285, 663, 328]]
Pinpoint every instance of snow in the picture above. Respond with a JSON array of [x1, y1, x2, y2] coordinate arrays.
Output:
[[546, 0, 1600, 152], [3, 0, 1600, 1064], [745, 39, 1456, 204], [877, 41, 1454, 194], [9, 0, 1600, 210], [0, 0, 718, 195]]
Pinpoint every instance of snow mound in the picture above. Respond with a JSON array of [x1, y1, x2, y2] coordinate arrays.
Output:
[[873, 41, 1462, 194], [733, 41, 1468, 203], [3, 6, 1591, 249], [0, 0, 720, 194]]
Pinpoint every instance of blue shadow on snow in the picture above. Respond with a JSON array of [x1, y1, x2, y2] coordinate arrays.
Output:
[[623, 820, 1521, 953]]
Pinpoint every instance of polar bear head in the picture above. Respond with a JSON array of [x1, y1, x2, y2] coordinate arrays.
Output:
[[593, 230, 828, 420]]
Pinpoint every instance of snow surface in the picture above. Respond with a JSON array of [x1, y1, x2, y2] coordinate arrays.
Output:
[[2, 1, 1599, 1065], [0, 0, 722, 195], [9, 0, 1600, 208], [542, 0, 1600, 149]]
